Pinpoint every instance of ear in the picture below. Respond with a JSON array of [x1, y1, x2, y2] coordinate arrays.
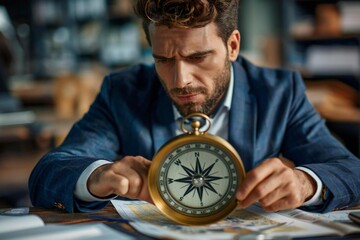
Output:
[[227, 30, 241, 61]]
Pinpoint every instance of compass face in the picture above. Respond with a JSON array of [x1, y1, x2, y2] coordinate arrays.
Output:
[[149, 131, 245, 225], [158, 141, 238, 217], [149, 114, 245, 225]]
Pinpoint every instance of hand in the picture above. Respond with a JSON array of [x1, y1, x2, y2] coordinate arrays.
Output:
[[236, 158, 316, 212], [87, 156, 152, 203]]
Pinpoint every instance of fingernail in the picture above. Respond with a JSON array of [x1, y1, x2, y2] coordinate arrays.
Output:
[[236, 192, 243, 201]]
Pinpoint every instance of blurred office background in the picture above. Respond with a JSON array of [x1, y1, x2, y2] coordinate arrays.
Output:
[[0, 0, 359, 208]]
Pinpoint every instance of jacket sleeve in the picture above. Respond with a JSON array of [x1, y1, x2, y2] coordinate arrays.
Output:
[[28, 75, 120, 212], [282, 72, 360, 212]]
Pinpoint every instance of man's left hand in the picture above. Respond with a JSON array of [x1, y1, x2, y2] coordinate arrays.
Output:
[[236, 157, 316, 212]]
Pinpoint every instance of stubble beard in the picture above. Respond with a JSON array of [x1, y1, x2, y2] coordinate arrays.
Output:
[[161, 59, 231, 117]]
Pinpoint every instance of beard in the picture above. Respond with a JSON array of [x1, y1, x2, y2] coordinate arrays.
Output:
[[160, 58, 231, 117]]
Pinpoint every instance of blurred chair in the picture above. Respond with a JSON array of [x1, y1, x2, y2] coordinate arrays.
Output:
[[306, 80, 360, 157], [53, 65, 105, 145], [54, 65, 105, 119], [305, 80, 360, 122], [54, 73, 80, 119]]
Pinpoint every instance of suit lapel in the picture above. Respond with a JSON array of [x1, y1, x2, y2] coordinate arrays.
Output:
[[229, 60, 257, 172], [151, 87, 176, 155]]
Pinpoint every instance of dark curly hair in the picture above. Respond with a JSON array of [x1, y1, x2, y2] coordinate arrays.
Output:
[[134, 0, 239, 45]]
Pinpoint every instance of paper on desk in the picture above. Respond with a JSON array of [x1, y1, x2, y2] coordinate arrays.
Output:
[[0, 222, 135, 240], [303, 209, 355, 223], [0, 215, 44, 234], [279, 209, 360, 233], [111, 200, 342, 240]]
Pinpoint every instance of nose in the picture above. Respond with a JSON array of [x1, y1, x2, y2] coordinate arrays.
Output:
[[173, 60, 191, 88]]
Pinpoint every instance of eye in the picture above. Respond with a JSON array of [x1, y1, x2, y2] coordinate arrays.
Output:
[[188, 55, 206, 63], [155, 58, 173, 64]]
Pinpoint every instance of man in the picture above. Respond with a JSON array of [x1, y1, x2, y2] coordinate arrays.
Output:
[[29, 0, 360, 213]]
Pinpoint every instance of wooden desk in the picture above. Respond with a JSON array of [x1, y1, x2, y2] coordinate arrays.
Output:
[[29, 205, 119, 225], [5, 204, 360, 240], [28, 204, 152, 239]]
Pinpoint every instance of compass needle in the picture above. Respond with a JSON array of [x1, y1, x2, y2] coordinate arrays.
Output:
[[195, 157, 202, 173]]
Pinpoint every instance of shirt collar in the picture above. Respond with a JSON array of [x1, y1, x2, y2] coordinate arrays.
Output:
[[173, 64, 234, 120]]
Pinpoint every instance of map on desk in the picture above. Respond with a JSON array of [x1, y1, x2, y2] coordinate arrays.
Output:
[[111, 199, 360, 240]]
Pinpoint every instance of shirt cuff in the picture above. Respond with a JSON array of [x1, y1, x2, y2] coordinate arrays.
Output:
[[74, 160, 117, 202], [295, 166, 323, 206]]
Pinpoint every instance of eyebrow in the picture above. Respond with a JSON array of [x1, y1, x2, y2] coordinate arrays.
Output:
[[152, 50, 214, 59]]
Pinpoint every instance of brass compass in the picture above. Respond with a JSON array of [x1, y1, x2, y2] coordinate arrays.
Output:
[[148, 113, 246, 225]]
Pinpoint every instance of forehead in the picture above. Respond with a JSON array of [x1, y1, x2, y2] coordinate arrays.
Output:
[[149, 22, 224, 56]]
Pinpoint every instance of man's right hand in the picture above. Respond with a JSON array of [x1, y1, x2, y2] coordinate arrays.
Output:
[[87, 156, 152, 203]]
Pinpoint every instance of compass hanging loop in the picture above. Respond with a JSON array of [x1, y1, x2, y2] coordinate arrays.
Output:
[[181, 113, 211, 135]]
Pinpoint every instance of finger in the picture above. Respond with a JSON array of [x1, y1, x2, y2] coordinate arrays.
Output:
[[136, 162, 152, 202], [258, 185, 288, 210], [259, 176, 301, 210], [125, 171, 143, 198], [111, 166, 144, 198], [137, 177, 153, 203], [237, 158, 280, 201], [261, 194, 301, 212], [120, 155, 152, 171], [107, 174, 130, 196], [114, 156, 152, 200], [240, 173, 281, 208], [88, 164, 117, 197], [256, 167, 294, 206]]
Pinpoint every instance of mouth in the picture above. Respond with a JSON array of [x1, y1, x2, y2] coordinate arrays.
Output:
[[170, 86, 206, 104], [174, 93, 200, 103]]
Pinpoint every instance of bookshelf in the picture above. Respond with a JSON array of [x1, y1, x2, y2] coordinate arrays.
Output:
[[30, 0, 144, 78], [281, 0, 360, 156], [281, 0, 360, 77]]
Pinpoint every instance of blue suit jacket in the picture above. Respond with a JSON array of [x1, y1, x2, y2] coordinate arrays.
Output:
[[29, 57, 360, 213]]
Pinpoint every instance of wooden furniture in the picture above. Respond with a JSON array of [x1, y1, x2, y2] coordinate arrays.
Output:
[[0, 203, 359, 239], [4, 205, 150, 238], [281, 0, 360, 157], [28, 204, 150, 239], [29, 204, 119, 225]]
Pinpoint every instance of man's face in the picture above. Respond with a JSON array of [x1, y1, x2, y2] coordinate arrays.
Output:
[[149, 22, 232, 116]]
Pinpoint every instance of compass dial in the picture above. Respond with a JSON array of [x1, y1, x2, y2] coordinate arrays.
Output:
[[160, 142, 237, 215], [149, 134, 245, 225], [148, 113, 245, 225]]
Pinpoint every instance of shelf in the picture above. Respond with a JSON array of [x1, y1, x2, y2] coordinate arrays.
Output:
[[282, 0, 360, 157], [282, 0, 360, 77], [301, 71, 360, 79], [288, 67, 360, 88], [107, 16, 134, 25], [29, 0, 142, 77], [292, 33, 360, 42], [10, 80, 54, 106], [294, 0, 343, 4], [302, 73, 360, 90]]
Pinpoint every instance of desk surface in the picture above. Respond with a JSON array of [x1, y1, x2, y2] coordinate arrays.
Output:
[[29, 204, 119, 225], [29, 204, 151, 239], [14, 204, 360, 240]]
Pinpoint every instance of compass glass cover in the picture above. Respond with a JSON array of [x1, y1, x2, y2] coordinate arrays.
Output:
[[158, 141, 238, 216]]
